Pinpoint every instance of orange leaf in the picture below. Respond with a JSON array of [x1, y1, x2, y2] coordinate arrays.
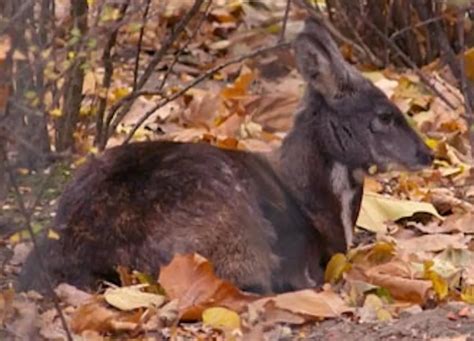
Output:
[[220, 66, 254, 100], [70, 297, 142, 334], [159, 253, 258, 320]]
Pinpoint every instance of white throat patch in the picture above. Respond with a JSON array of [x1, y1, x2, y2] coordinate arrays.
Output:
[[330, 162, 356, 249]]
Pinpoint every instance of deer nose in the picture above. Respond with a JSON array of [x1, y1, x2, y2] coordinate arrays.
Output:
[[416, 148, 434, 166]]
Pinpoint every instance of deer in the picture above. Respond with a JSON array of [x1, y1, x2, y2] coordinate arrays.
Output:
[[18, 17, 433, 295]]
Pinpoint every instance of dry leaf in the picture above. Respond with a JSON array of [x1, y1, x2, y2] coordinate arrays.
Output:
[[104, 285, 165, 311], [397, 234, 471, 253], [358, 294, 392, 323], [324, 253, 351, 283], [159, 253, 258, 320], [70, 298, 141, 334], [357, 192, 442, 233], [202, 307, 241, 330], [7, 299, 39, 340], [442, 213, 474, 234], [255, 289, 353, 319], [54, 283, 93, 307], [364, 261, 433, 304]]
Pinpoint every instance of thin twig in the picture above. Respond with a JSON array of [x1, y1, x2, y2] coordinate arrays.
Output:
[[389, 15, 445, 41], [333, 0, 383, 67], [2, 151, 72, 341], [158, 0, 212, 91], [132, 0, 152, 91], [364, 20, 457, 110], [280, 0, 292, 42], [103, 0, 206, 148], [95, 1, 130, 147], [123, 42, 290, 144], [0, 0, 35, 35], [135, 0, 206, 91]]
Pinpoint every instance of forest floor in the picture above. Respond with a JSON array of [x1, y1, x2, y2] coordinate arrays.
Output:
[[1, 1, 474, 340], [0, 170, 473, 340]]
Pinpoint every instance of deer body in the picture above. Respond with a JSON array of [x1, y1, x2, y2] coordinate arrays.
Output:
[[19, 18, 432, 294]]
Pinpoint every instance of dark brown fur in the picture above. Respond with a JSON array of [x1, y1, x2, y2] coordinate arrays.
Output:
[[19, 18, 433, 294]]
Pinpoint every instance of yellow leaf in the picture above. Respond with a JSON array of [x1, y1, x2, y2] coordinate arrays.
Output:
[[50, 108, 62, 118], [357, 192, 442, 233], [376, 308, 393, 321], [47, 228, 60, 240], [202, 307, 241, 330], [100, 5, 120, 22], [73, 156, 88, 167], [104, 285, 165, 311], [324, 253, 351, 283], [465, 48, 474, 81], [424, 261, 449, 300], [461, 285, 474, 304], [366, 242, 396, 264], [9, 232, 21, 245], [110, 87, 130, 102]]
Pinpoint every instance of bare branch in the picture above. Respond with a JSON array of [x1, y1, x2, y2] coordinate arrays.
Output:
[[95, 1, 130, 146], [132, 0, 152, 91], [158, 0, 212, 91], [364, 20, 457, 110], [102, 0, 206, 149], [123, 42, 290, 144], [280, 0, 292, 42]]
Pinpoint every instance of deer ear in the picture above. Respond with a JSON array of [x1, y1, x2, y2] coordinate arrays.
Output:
[[294, 18, 362, 99]]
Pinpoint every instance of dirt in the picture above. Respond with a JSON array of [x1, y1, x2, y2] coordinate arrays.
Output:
[[303, 305, 474, 341]]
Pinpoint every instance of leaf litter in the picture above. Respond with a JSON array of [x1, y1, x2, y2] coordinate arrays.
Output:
[[1, 0, 474, 339]]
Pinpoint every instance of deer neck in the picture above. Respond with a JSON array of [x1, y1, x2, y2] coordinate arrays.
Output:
[[278, 91, 364, 252]]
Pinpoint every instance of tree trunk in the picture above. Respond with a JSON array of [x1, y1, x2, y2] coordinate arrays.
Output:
[[56, 0, 88, 152]]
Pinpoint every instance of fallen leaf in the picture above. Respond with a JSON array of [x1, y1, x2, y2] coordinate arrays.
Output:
[[202, 307, 241, 330], [358, 294, 392, 323], [357, 192, 442, 233], [54, 283, 93, 307], [104, 285, 165, 311], [363, 261, 433, 304], [346, 259, 433, 304], [263, 289, 353, 319], [70, 298, 142, 334], [424, 261, 449, 300], [7, 299, 39, 340], [442, 212, 474, 234], [159, 253, 258, 320], [324, 253, 351, 283], [397, 234, 471, 253]]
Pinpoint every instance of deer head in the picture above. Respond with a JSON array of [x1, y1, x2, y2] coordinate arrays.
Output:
[[292, 17, 433, 172]]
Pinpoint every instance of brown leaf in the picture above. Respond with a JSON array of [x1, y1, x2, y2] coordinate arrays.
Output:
[[220, 66, 255, 100], [250, 288, 353, 320], [442, 213, 474, 234], [7, 298, 39, 340], [363, 261, 434, 304], [397, 234, 471, 253], [70, 297, 141, 335], [54, 283, 93, 307], [158, 253, 259, 320]]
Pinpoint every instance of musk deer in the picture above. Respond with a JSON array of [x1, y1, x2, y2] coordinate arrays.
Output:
[[19, 18, 433, 295]]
